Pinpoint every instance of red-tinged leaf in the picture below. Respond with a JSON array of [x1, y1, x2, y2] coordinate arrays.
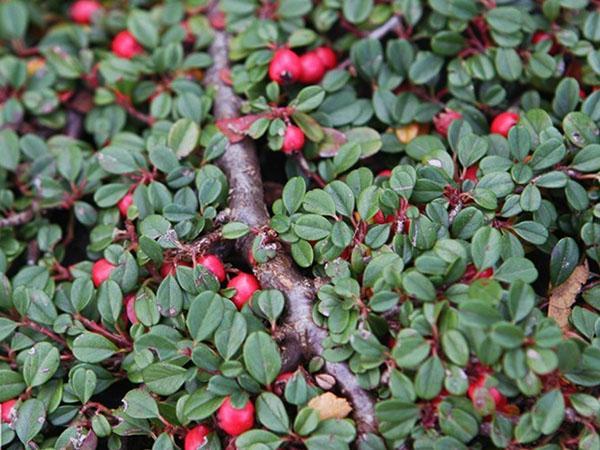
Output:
[[217, 114, 264, 143], [318, 127, 347, 157], [219, 68, 232, 86]]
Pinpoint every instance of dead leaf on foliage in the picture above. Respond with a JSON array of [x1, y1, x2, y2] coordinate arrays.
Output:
[[548, 261, 589, 331], [307, 392, 352, 420]]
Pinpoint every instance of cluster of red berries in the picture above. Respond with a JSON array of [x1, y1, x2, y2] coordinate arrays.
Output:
[[433, 109, 519, 141], [70, 0, 143, 59], [184, 397, 255, 448], [268, 46, 337, 86], [268, 46, 336, 156], [71, 0, 143, 59], [92, 252, 260, 322]]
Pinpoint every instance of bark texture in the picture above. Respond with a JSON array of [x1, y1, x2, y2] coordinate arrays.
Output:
[[205, 29, 378, 435]]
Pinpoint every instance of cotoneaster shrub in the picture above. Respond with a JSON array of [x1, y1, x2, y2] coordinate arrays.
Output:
[[0, 1, 599, 450]]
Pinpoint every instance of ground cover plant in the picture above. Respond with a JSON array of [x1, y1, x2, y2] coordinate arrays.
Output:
[[0, 0, 599, 449]]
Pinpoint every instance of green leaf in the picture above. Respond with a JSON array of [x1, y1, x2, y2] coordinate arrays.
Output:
[[571, 144, 600, 172], [512, 221, 548, 245], [414, 356, 444, 400], [552, 78, 580, 118], [291, 240, 314, 268], [302, 189, 336, 217], [187, 292, 224, 341], [256, 392, 290, 433], [294, 86, 326, 112], [495, 48, 523, 81], [23, 342, 60, 387], [243, 331, 281, 385], [128, 10, 159, 48], [0, 317, 17, 341], [471, 227, 501, 270], [70, 368, 97, 404], [283, 177, 306, 215], [15, 399, 45, 444], [72, 333, 118, 363], [222, 222, 250, 239], [143, 363, 188, 396], [254, 290, 285, 323], [123, 389, 160, 419], [549, 237, 579, 286], [441, 330, 469, 366], [345, 127, 382, 158], [0, 129, 20, 170], [293, 214, 332, 240], [0, 0, 28, 39], [409, 51, 444, 85], [531, 390, 564, 435], [98, 147, 139, 174], [0, 369, 26, 401], [168, 119, 200, 158], [342, 0, 373, 24], [184, 387, 224, 421]]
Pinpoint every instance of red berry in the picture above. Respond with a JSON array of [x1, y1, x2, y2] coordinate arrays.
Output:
[[70, 0, 102, 24], [273, 372, 294, 395], [1, 399, 16, 423], [217, 397, 254, 436], [184, 424, 211, 450], [111, 31, 143, 58], [464, 164, 478, 182], [313, 46, 337, 70], [160, 260, 192, 278], [247, 249, 256, 267], [378, 169, 392, 177], [532, 31, 560, 54], [196, 254, 226, 282], [227, 272, 260, 309], [124, 294, 138, 325], [282, 125, 305, 154], [117, 193, 133, 217], [275, 372, 294, 384], [468, 375, 506, 413], [298, 52, 326, 84], [373, 210, 394, 224], [532, 31, 552, 45], [489, 386, 507, 409], [92, 258, 116, 287], [433, 109, 462, 138], [268, 48, 302, 84], [490, 112, 519, 137], [475, 267, 494, 279]]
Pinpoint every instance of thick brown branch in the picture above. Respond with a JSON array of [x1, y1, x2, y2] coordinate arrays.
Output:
[[206, 29, 377, 436]]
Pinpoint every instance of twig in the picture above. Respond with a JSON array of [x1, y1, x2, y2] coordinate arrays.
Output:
[[21, 318, 68, 347], [368, 15, 401, 40], [339, 15, 401, 69], [206, 27, 378, 436], [75, 314, 132, 349], [0, 208, 35, 228], [295, 154, 326, 188]]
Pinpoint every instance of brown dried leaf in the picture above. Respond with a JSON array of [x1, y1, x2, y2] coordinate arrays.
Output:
[[548, 262, 589, 330], [307, 392, 352, 420]]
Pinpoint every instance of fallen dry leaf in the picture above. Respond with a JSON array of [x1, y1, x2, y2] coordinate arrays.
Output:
[[308, 392, 352, 420], [395, 123, 420, 144], [548, 262, 589, 331]]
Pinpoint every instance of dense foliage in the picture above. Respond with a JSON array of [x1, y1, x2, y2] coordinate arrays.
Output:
[[0, 0, 599, 449]]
